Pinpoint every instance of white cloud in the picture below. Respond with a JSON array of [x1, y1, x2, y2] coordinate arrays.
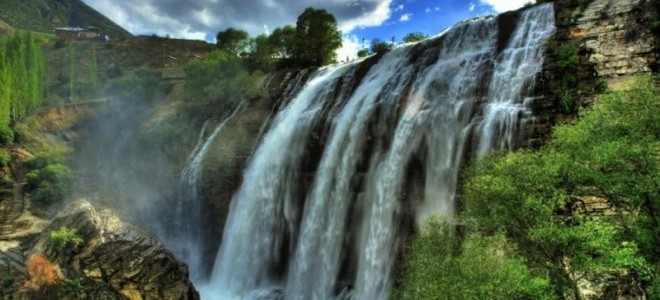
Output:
[[399, 13, 412, 22], [336, 34, 361, 62], [425, 7, 431, 13], [395, 4, 404, 11], [479, 0, 528, 12], [469, 3, 476, 11], [339, 0, 393, 33], [84, 0, 396, 42]]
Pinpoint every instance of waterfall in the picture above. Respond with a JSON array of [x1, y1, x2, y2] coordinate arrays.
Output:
[[204, 4, 555, 299], [170, 103, 244, 281]]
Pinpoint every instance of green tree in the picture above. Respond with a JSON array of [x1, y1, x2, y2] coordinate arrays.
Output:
[[0, 38, 11, 134], [67, 42, 76, 101], [460, 76, 658, 298], [0, 33, 45, 123], [357, 48, 369, 58], [184, 50, 257, 117], [370, 38, 391, 54], [26, 163, 72, 204], [394, 217, 554, 300], [246, 34, 275, 72], [269, 25, 296, 59], [294, 7, 342, 67], [50, 226, 83, 251], [402, 32, 428, 43], [216, 27, 250, 56]]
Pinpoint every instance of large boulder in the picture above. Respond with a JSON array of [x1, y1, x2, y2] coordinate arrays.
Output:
[[31, 199, 199, 300]]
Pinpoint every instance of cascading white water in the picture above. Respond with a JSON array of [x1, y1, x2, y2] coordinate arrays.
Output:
[[169, 104, 244, 281], [208, 63, 360, 298], [204, 4, 555, 299], [476, 7, 557, 155]]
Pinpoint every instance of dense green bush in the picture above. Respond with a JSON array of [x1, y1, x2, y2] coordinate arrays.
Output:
[[27, 163, 72, 203], [0, 149, 9, 167], [26, 163, 72, 204], [394, 217, 554, 300], [546, 39, 581, 113], [50, 226, 83, 251], [398, 76, 658, 299], [465, 76, 658, 297], [184, 50, 258, 117], [0, 32, 46, 123], [0, 124, 12, 145], [105, 68, 163, 103]]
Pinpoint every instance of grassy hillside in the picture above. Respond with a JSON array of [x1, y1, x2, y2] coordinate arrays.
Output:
[[0, 0, 131, 40]]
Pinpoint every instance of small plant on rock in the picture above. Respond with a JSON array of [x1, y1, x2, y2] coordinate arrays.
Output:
[[22, 254, 59, 290], [50, 226, 83, 251]]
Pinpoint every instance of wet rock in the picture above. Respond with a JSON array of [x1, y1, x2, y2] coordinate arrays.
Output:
[[32, 199, 199, 300]]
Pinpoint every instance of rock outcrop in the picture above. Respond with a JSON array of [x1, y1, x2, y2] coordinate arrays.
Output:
[[31, 200, 199, 300], [570, 0, 656, 80]]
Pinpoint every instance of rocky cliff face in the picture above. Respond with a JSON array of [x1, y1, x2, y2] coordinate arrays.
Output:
[[30, 200, 199, 299], [570, 0, 657, 84], [525, 0, 657, 146]]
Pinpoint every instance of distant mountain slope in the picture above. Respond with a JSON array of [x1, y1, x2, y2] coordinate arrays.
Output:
[[0, 0, 131, 39]]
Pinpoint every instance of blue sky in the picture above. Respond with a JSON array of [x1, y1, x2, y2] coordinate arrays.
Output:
[[82, 0, 530, 59], [340, 0, 504, 59]]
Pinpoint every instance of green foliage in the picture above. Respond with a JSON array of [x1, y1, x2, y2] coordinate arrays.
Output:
[[26, 147, 72, 204], [106, 68, 163, 103], [216, 27, 250, 56], [269, 25, 296, 60], [49, 226, 83, 251], [0, 274, 16, 296], [0, 149, 9, 167], [211, 8, 343, 69], [27, 163, 72, 203], [294, 7, 343, 67], [370, 38, 392, 54], [67, 42, 75, 100], [246, 34, 275, 72], [0, 124, 13, 145], [459, 76, 659, 297], [650, 0, 660, 40], [402, 32, 428, 43], [551, 76, 659, 259], [184, 50, 257, 117], [357, 48, 369, 58], [546, 39, 581, 113], [394, 217, 554, 300], [0, 32, 46, 124], [27, 147, 70, 169]]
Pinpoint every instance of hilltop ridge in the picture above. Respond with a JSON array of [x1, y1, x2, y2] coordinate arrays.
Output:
[[0, 0, 131, 39]]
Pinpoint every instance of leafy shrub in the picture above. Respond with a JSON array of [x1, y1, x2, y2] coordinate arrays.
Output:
[[27, 147, 70, 169], [184, 50, 258, 118], [0, 124, 13, 145], [0, 149, 9, 167], [394, 217, 554, 300], [26, 163, 72, 203], [105, 68, 163, 103], [460, 76, 658, 297], [23, 254, 59, 290], [50, 226, 83, 251], [546, 39, 581, 113]]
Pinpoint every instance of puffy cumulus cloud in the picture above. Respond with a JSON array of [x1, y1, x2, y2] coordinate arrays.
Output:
[[399, 13, 412, 22], [83, 0, 395, 41], [336, 34, 362, 62], [478, 0, 528, 12]]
